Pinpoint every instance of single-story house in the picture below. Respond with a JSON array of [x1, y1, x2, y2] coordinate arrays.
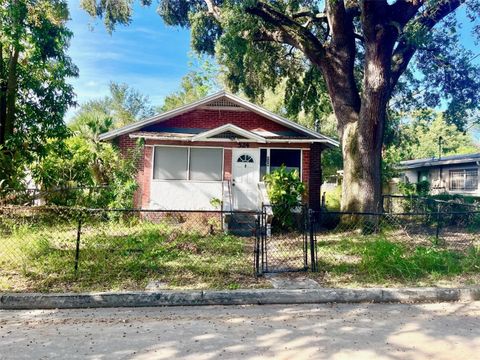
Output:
[[398, 153, 480, 196], [99, 91, 338, 211]]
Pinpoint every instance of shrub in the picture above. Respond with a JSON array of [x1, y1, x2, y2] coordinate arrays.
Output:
[[264, 165, 305, 230]]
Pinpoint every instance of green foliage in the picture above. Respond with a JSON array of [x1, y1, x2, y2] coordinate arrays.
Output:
[[160, 55, 221, 112], [384, 110, 479, 184], [403, 111, 478, 159], [0, 217, 251, 292], [0, 0, 78, 192], [31, 133, 140, 208], [69, 82, 155, 130], [210, 197, 222, 209], [27, 81, 153, 208], [264, 165, 305, 229], [324, 185, 342, 212], [360, 239, 471, 281]]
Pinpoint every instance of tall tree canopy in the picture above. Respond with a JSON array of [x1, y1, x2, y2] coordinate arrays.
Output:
[[69, 81, 155, 131], [82, 0, 480, 212], [0, 0, 78, 191], [160, 56, 220, 112]]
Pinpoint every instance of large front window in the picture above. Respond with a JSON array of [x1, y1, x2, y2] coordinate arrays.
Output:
[[153, 146, 223, 181], [449, 169, 478, 191]]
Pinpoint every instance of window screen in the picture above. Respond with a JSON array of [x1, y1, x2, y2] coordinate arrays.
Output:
[[450, 169, 478, 191], [189, 148, 223, 181], [270, 149, 301, 174], [153, 147, 188, 180]]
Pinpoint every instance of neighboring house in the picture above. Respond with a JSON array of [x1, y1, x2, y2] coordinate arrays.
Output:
[[99, 91, 338, 211], [398, 153, 480, 196]]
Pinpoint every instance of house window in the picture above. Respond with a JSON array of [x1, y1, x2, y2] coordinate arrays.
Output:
[[153, 146, 223, 181], [259, 149, 302, 181], [153, 146, 188, 180], [418, 170, 429, 183], [237, 154, 254, 163], [270, 149, 301, 174], [189, 148, 223, 181], [260, 149, 268, 180], [449, 169, 478, 191]]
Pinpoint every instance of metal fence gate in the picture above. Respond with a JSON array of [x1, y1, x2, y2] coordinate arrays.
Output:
[[255, 205, 317, 275]]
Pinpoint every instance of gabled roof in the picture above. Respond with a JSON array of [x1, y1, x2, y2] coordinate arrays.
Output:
[[99, 90, 339, 147], [191, 124, 266, 143], [399, 152, 480, 170]]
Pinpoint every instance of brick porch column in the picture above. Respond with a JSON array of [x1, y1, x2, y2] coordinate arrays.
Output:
[[308, 143, 323, 210]]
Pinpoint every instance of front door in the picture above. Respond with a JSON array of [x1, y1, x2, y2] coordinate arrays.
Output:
[[232, 149, 260, 210]]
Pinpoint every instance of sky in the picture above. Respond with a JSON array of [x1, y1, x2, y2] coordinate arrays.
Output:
[[66, 1, 192, 120], [65, 1, 479, 126]]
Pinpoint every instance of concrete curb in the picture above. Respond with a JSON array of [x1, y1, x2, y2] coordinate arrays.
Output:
[[1, 288, 480, 309]]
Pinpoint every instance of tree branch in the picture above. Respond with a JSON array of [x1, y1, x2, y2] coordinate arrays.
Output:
[[325, 0, 356, 47], [204, 0, 221, 22], [244, 1, 326, 64], [390, 0, 465, 88], [389, 0, 426, 27]]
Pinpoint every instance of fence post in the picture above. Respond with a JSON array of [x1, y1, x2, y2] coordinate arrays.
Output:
[[435, 203, 441, 245], [220, 202, 224, 233], [74, 217, 82, 275], [309, 209, 317, 272], [254, 214, 260, 276]]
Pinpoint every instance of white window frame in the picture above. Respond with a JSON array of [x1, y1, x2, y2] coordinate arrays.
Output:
[[151, 145, 224, 182], [260, 147, 304, 181], [449, 168, 478, 192]]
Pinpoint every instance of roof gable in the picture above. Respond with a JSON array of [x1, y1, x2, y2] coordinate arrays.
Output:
[[191, 124, 266, 143], [99, 91, 339, 147]]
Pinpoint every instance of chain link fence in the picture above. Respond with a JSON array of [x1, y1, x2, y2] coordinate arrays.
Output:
[[255, 204, 311, 274], [312, 210, 480, 283], [0, 206, 259, 292], [382, 194, 480, 214], [1, 205, 479, 292]]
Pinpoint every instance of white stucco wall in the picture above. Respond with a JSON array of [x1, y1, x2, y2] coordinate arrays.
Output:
[[149, 181, 223, 210], [401, 165, 480, 196], [404, 170, 418, 184]]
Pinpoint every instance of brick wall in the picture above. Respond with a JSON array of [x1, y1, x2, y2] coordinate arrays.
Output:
[[116, 109, 326, 209], [118, 134, 145, 208], [142, 109, 301, 134], [223, 149, 232, 181], [308, 143, 323, 210], [141, 147, 153, 208]]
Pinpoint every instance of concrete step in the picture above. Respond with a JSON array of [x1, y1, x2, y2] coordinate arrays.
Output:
[[227, 214, 258, 237]]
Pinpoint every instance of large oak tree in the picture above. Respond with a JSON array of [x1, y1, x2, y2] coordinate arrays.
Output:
[[82, 0, 480, 212]]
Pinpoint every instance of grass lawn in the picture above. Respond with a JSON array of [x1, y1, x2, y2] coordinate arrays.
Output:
[[1, 209, 479, 292], [0, 214, 268, 292], [310, 227, 480, 288]]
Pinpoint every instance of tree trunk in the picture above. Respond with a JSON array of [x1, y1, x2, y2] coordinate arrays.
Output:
[[5, 48, 19, 139], [339, 113, 384, 213], [0, 43, 6, 146], [333, 13, 395, 214]]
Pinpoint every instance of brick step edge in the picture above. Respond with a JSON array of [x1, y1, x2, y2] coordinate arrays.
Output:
[[1, 288, 479, 310]]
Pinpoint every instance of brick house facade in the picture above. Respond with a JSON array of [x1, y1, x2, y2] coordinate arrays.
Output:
[[103, 92, 338, 211]]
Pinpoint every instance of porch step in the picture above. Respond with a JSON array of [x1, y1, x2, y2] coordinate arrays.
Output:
[[227, 213, 258, 237]]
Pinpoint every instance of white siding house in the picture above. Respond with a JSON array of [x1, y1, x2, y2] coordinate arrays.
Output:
[[398, 153, 480, 196]]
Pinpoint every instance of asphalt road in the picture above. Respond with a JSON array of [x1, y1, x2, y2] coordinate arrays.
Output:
[[1, 302, 479, 359]]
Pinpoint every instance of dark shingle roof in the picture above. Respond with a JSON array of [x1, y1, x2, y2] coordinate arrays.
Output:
[[399, 152, 480, 170]]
